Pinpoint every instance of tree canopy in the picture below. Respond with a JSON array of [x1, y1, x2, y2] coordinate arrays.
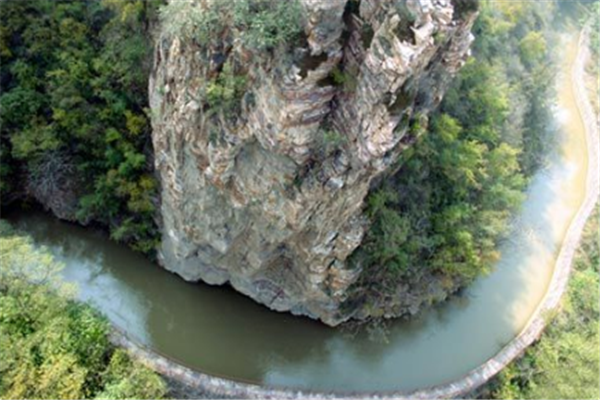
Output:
[[0, 221, 167, 399], [0, 0, 162, 254], [349, 0, 557, 307]]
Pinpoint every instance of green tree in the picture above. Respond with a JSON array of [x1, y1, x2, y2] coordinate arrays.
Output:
[[348, 0, 552, 310], [0, 0, 161, 254], [519, 31, 547, 66], [0, 222, 167, 399]]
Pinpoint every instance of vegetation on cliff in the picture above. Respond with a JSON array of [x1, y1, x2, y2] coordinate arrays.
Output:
[[0, 0, 162, 254], [0, 221, 167, 399], [160, 0, 304, 51], [348, 0, 558, 314], [158, 0, 305, 122]]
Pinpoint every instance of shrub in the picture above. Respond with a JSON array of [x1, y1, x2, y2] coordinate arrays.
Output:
[[159, 0, 227, 45], [329, 67, 358, 92], [233, 0, 304, 51], [206, 60, 248, 115], [316, 127, 347, 157], [160, 0, 304, 51]]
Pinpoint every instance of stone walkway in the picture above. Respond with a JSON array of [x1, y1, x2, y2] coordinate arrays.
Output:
[[110, 28, 600, 400]]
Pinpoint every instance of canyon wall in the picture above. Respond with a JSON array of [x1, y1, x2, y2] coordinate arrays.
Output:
[[150, 0, 477, 326]]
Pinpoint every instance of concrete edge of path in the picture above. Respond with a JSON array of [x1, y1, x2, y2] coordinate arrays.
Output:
[[109, 28, 600, 400]]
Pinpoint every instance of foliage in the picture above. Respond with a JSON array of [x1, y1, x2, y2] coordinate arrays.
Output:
[[160, 0, 304, 51], [328, 66, 358, 92], [519, 31, 547, 67], [0, 0, 161, 254], [317, 128, 347, 157], [233, 0, 304, 51], [206, 61, 249, 115], [350, 1, 556, 300], [95, 349, 168, 400], [0, 221, 167, 399], [483, 208, 600, 400], [321, 129, 346, 146], [356, 110, 525, 285], [159, 0, 227, 45]]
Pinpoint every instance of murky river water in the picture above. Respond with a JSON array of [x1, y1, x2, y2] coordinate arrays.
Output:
[[2, 33, 590, 392]]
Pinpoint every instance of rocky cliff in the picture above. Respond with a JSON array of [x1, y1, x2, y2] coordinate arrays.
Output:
[[150, 0, 478, 326]]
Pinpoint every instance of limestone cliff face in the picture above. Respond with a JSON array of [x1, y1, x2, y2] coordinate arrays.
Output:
[[150, 0, 477, 326]]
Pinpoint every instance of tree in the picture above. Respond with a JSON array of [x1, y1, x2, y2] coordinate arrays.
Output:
[[0, 0, 160, 254], [349, 0, 553, 311], [519, 31, 547, 67], [0, 222, 167, 399]]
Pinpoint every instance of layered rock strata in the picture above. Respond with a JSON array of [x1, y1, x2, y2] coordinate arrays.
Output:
[[151, 0, 477, 325]]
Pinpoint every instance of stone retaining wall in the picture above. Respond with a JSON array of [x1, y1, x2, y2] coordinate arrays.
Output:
[[110, 28, 599, 399]]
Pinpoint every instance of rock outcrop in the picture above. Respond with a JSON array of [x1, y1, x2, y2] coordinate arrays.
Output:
[[26, 151, 82, 222], [150, 0, 478, 326]]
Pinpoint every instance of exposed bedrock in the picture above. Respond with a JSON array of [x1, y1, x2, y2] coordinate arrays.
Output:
[[150, 0, 478, 326]]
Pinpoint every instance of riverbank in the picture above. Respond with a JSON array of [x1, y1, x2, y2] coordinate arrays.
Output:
[[476, 206, 599, 399], [99, 27, 599, 400]]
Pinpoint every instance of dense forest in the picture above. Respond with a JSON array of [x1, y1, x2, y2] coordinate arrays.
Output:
[[1, 2, 165, 398], [346, 0, 560, 315], [0, 0, 162, 254]]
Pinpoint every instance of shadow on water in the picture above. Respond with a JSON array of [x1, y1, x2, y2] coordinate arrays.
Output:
[[0, 23, 590, 395]]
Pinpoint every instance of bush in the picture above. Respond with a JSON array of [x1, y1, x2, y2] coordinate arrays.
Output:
[[160, 0, 304, 51], [329, 67, 358, 92], [233, 0, 304, 51], [206, 61, 248, 115], [160, 0, 227, 45]]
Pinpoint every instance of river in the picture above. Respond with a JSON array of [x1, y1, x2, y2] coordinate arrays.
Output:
[[2, 32, 590, 393]]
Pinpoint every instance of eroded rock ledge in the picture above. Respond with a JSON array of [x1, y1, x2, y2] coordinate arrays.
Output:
[[151, 0, 478, 326]]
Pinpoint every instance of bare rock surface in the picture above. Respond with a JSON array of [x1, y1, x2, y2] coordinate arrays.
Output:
[[151, 0, 477, 325], [26, 151, 82, 222]]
